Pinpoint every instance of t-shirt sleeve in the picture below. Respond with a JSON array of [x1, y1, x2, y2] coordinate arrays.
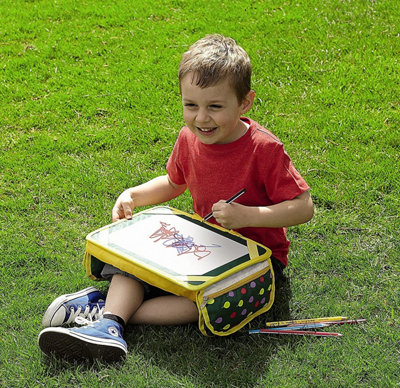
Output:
[[263, 143, 310, 204], [166, 131, 187, 186]]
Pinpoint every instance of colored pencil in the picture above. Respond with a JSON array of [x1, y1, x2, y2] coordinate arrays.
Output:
[[264, 319, 366, 331], [265, 316, 348, 328], [203, 188, 246, 222], [265, 323, 333, 331], [249, 329, 343, 337]]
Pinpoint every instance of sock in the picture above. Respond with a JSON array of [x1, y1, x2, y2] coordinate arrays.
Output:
[[103, 313, 126, 330]]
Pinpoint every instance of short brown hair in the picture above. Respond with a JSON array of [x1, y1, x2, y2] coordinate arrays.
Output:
[[178, 34, 252, 102]]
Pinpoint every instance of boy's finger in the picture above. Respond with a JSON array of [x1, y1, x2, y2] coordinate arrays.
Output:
[[122, 204, 132, 219], [111, 207, 122, 222], [212, 200, 225, 211]]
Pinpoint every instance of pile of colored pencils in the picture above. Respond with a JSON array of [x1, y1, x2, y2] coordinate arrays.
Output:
[[249, 316, 366, 337]]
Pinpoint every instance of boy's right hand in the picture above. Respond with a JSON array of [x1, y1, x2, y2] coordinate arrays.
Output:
[[112, 189, 135, 222]]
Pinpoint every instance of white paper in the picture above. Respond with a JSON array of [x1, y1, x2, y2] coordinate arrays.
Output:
[[92, 209, 249, 276]]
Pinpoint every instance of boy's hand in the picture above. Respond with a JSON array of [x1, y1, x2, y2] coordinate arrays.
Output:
[[112, 189, 135, 222], [211, 201, 249, 230]]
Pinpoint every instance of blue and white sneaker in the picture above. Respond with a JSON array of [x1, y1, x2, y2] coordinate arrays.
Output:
[[42, 287, 105, 327], [38, 317, 127, 361]]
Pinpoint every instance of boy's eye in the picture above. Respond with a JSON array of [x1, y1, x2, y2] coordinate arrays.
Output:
[[210, 104, 223, 109], [184, 103, 196, 108]]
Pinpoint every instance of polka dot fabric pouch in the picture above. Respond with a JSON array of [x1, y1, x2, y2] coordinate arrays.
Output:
[[196, 259, 275, 336]]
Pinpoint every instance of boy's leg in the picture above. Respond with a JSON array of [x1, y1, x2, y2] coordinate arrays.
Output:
[[39, 272, 197, 360], [128, 295, 198, 325], [103, 268, 198, 326], [103, 273, 145, 324]]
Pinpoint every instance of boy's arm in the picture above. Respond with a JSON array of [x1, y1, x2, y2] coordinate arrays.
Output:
[[112, 175, 187, 222], [212, 190, 314, 230]]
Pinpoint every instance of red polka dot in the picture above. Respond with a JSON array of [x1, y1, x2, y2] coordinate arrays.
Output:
[[255, 300, 260, 308], [240, 287, 247, 294], [230, 311, 237, 319], [259, 276, 265, 283]]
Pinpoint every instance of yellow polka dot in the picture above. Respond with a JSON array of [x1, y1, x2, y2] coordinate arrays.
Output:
[[238, 300, 244, 307], [207, 298, 215, 305], [223, 324, 231, 330], [268, 285, 272, 290], [223, 301, 231, 309], [259, 288, 265, 295]]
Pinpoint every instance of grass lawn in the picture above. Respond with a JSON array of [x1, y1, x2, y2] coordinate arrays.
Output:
[[1, 0, 399, 386]]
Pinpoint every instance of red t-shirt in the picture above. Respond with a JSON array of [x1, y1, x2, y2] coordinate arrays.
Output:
[[166, 118, 309, 266]]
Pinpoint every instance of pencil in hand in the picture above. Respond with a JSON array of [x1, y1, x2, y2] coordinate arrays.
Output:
[[203, 188, 246, 222]]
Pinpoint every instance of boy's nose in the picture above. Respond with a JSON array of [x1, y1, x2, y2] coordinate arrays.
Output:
[[195, 108, 210, 123]]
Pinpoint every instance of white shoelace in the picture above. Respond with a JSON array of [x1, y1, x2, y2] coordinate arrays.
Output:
[[66, 304, 104, 325], [74, 316, 94, 326]]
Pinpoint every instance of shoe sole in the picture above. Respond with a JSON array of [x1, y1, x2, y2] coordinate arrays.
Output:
[[38, 327, 127, 362], [42, 286, 101, 327]]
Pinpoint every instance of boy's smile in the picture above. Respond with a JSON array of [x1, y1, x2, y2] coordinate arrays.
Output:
[[180, 73, 254, 145]]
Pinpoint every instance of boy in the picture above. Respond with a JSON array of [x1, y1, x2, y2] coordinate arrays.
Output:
[[38, 34, 314, 361]]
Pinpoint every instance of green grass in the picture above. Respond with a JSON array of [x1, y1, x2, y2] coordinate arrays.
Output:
[[1, 0, 399, 386]]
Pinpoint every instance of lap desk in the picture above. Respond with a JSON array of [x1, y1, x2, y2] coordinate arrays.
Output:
[[84, 206, 275, 336]]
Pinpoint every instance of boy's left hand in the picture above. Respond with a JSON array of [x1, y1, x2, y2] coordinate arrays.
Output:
[[211, 201, 249, 230]]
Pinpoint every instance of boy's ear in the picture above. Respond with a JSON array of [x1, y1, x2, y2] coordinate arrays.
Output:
[[240, 90, 256, 114]]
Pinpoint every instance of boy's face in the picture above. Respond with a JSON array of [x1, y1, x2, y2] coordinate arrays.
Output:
[[180, 73, 254, 145]]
